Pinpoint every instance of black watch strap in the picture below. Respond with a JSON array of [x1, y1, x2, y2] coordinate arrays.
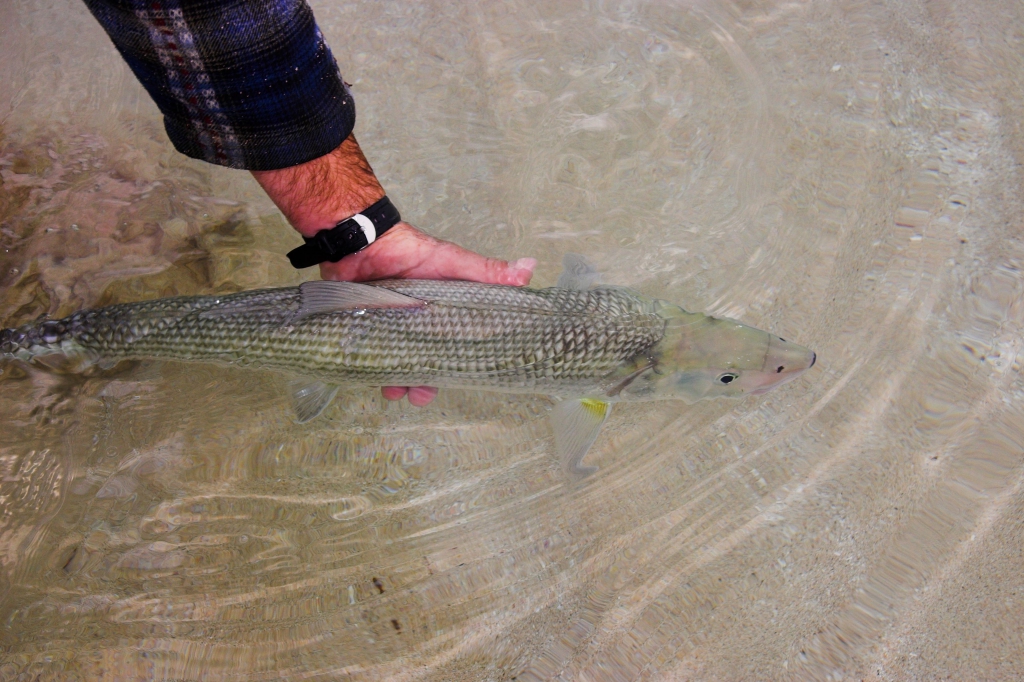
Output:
[[286, 196, 401, 269]]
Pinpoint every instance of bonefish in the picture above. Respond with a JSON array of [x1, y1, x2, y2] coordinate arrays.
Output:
[[1, 256, 815, 475]]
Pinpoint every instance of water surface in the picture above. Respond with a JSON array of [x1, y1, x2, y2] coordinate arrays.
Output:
[[1, 0, 1023, 679]]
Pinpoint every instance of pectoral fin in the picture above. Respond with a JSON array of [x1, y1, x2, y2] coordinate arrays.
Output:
[[290, 379, 340, 423], [551, 398, 611, 477], [28, 345, 115, 374]]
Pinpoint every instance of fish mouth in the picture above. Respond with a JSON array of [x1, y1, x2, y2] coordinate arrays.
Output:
[[749, 361, 814, 395]]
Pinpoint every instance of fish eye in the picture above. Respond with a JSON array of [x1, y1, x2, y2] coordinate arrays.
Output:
[[717, 372, 738, 385]]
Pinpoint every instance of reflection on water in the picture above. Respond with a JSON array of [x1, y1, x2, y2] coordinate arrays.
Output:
[[2, 0, 1023, 679]]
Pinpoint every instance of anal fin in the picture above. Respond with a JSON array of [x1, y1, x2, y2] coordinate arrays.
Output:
[[551, 398, 611, 478], [290, 378, 341, 423]]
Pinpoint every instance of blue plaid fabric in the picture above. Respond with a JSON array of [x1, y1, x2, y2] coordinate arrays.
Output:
[[82, 0, 355, 170]]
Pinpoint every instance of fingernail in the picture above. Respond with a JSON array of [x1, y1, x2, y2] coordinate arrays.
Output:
[[510, 257, 537, 273]]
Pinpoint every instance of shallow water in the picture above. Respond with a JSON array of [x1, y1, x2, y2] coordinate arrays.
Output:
[[1, 0, 1023, 679]]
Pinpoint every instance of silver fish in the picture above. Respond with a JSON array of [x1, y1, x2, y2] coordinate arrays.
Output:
[[1, 256, 815, 475]]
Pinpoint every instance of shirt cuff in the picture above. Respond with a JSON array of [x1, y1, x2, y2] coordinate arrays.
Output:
[[84, 0, 356, 171]]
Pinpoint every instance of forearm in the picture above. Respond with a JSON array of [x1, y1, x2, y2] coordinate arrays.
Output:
[[250, 134, 384, 237]]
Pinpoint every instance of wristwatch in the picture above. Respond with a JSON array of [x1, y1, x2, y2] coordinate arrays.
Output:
[[286, 196, 401, 269]]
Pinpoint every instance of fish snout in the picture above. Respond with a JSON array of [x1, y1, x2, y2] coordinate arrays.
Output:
[[755, 335, 816, 393]]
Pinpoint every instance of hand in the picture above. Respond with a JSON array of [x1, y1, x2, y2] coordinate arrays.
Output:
[[323, 222, 535, 406], [252, 135, 536, 407], [318, 221, 535, 286]]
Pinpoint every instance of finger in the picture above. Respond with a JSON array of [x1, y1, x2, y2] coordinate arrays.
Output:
[[407, 386, 439, 407], [381, 386, 409, 401], [435, 244, 536, 286]]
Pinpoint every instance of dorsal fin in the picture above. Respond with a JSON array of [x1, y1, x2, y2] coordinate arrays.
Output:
[[294, 280, 424, 322], [556, 254, 602, 291]]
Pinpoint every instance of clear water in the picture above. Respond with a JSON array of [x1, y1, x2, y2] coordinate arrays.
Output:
[[1, 0, 1023, 679]]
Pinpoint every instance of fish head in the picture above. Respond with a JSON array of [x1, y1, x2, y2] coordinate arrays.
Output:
[[616, 303, 815, 402]]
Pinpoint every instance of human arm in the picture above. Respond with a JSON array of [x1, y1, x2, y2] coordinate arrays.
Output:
[[250, 134, 536, 286]]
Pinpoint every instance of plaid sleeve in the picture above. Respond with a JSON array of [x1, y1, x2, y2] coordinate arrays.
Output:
[[82, 0, 355, 171]]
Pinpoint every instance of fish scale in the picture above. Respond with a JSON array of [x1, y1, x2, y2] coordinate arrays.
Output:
[[1, 280, 666, 397]]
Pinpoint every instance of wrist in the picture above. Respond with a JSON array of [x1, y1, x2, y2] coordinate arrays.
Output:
[[251, 134, 385, 238], [285, 196, 402, 269]]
